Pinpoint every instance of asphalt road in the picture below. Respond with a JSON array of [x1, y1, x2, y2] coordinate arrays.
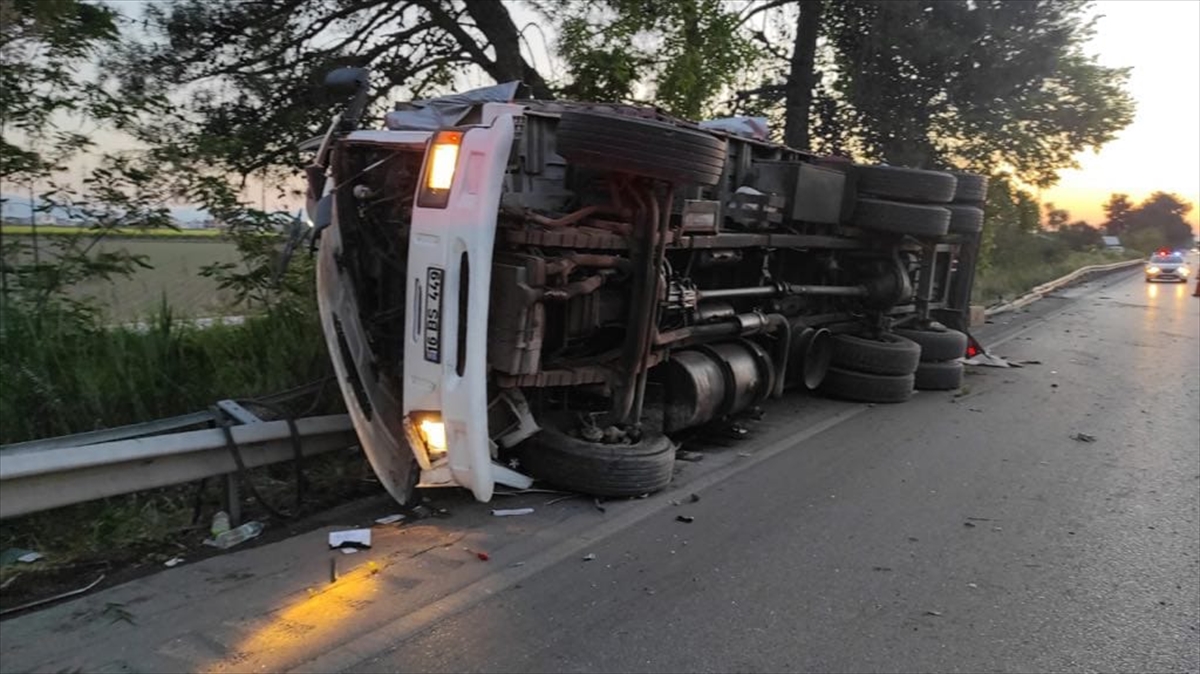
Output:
[[2, 268, 1197, 674], [353, 270, 1200, 673]]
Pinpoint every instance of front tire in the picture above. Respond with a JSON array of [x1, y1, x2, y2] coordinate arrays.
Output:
[[518, 424, 675, 497]]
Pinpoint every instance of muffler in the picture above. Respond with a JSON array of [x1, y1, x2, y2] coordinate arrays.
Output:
[[661, 340, 775, 433], [787, 321, 831, 390]]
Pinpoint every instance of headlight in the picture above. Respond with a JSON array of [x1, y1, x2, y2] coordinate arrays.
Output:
[[1180, 267, 1190, 276], [419, 417, 447, 455], [1147, 266, 1160, 274]]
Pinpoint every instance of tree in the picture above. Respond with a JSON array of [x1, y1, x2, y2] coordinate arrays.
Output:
[[790, 0, 1134, 185], [1, 0, 174, 319], [112, 0, 553, 180], [783, 0, 822, 149], [1058, 221, 1103, 251], [1044, 203, 1070, 230], [1124, 192, 1195, 251], [1101, 193, 1133, 236], [543, 0, 762, 119]]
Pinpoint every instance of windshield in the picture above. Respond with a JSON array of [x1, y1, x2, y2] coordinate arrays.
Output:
[[1150, 254, 1184, 263]]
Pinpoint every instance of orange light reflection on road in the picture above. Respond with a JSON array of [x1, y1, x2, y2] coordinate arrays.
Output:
[[201, 561, 384, 674]]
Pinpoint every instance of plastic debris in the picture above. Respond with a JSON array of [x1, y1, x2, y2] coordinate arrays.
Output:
[[963, 521, 977, 528], [164, 557, 184, 568], [328, 528, 372, 550], [925, 610, 943, 617], [1070, 432, 1097, 443], [491, 508, 534, 517], [340, 548, 359, 555], [0, 549, 45, 565], [476, 551, 490, 561], [964, 353, 1011, 368], [210, 511, 231, 537], [583, 553, 596, 561], [374, 514, 405, 525], [675, 515, 695, 523], [204, 521, 264, 549]]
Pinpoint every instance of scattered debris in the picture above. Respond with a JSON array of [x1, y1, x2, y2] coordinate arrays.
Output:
[[964, 353, 1011, 368], [1051, 383, 1058, 388], [677, 450, 705, 462], [545, 494, 579, 506], [329, 558, 338, 583], [583, 553, 596, 561], [925, 610, 943, 617], [737, 451, 752, 458], [0, 573, 21, 590], [164, 557, 185, 568], [0, 575, 106, 618], [491, 508, 535, 517], [992, 526, 1003, 532], [475, 551, 490, 561], [374, 514, 406, 525], [328, 529, 372, 550], [872, 566, 893, 572], [0, 548, 42, 566], [340, 548, 359, 555], [968, 407, 983, 413], [102, 602, 136, 625], [688, 493, 701, 503], [204, 521, 264, 550], [967, 583, 978, 588], [965, 517, 996, 522], [963, 521, 977, 528], [675, 515, 695, 524], [1070, 433, 1097, 443], [593, 498, 607, 513], [511, 561, 526, 568]]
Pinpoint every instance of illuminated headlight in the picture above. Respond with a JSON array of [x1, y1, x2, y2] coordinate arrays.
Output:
[[1179, 266, 1190, 276], [1146, 266, 1160, 275], [418, 416, 447, 458]]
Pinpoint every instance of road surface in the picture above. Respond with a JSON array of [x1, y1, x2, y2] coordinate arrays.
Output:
[[2, 267, 1197, 674]]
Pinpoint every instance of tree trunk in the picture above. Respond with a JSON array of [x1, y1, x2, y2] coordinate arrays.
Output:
[[463, 0, 554, 100], [784, 0, 823, 150]]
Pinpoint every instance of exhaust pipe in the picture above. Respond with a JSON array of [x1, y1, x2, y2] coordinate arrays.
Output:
[[787, 321, 831, 391]]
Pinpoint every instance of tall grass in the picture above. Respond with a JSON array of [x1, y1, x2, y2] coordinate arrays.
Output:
[[0, 300, 337, 445]]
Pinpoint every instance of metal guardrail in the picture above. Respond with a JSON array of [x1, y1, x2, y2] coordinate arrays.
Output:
[[0, 414, 355, 519], [984, 259, 1142, 317]]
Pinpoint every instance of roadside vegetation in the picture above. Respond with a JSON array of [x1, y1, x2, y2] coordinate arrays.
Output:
[[1, 225, 223, 238]]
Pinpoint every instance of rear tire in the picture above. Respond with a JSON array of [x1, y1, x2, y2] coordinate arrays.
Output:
[[894, 326, 968, 362], [946, 205, 984, 234], [854, 165, 957, 203], [950, 172, 988, 204], [830, 332, 921, 376], [820, 367, 915, 403], [556, 111, 728, 187], [518, 425, 675, 497], [851, 198, 950, 238], [914, 360, 965, 391]]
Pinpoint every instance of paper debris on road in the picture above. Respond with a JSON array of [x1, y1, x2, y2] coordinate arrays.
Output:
[[164, 557, 184, 568], [964, 352, 1011, 368], [491, 508, 535, 517], [374, 514, 405, 525], [328, 529, 372, 550]]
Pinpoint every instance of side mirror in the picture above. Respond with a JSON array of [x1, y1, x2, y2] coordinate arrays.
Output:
[[324, 67, 372, 131]]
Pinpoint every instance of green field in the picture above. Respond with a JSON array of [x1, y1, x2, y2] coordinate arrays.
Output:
[[2, 224, 223, 238], [7, 237, 247, 321]]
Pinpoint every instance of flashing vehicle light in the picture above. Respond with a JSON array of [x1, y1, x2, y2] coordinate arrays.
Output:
[[417, 130, 463, 209]]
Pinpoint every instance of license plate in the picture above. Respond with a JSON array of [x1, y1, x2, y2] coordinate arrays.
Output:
[[424, 266, 444, 363]]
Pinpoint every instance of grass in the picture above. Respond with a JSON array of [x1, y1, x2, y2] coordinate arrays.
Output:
[[0, 302, 334, 445], [7, 237, 245, 321], [0, 297, 372, 593], [2, 225, 223, 238], [973, 247, 1140, 306]]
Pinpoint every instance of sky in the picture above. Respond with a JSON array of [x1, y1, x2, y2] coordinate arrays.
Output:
[[1038, 0, 1200, 232]]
